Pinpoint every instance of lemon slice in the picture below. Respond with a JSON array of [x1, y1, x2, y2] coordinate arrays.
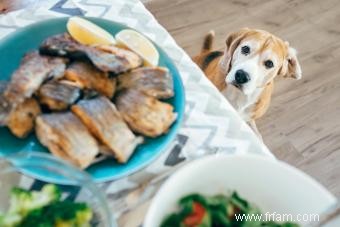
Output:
[[115, 29, 159, 66], [67, 17, 116, 45]]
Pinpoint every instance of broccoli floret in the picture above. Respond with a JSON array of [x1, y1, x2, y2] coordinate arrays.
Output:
[[20, 201, 93, 227], [0, 213, 22, 227], [0, 188, 34, 227], [55, 208, 92, 227], [8, 188, 33, 215], [1, 184, 61, 227], [47, 201, 92, 222], [18, 208, 53, 227], [1, 185, 92, 227], [9, 184, 61, 216], [30, 184, 61, 210]]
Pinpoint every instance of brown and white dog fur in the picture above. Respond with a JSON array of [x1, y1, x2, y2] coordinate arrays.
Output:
[[193, 28, 302, 138]]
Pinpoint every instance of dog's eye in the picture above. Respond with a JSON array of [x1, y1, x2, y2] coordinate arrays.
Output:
[[264, 60, 274, 69], [241, 46, 250, 55]]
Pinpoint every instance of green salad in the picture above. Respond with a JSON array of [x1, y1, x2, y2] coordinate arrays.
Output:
[[0, 184, 92, 227], [161, 192, 299, 227]]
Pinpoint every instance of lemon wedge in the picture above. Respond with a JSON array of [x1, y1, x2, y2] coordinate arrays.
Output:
[[67, 17, 116, 45], [115, 29, 159, 66]]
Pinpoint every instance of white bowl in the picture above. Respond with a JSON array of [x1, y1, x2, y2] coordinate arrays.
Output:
[[144, 154, 336, 226]]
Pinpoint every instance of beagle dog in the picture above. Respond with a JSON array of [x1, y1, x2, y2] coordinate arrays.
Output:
[[193, 28, 302, 138]]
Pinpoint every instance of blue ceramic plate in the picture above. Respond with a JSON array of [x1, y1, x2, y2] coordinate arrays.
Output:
[[0, 17, 185, 184]]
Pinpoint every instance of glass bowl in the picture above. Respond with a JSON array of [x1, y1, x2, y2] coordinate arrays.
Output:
[[0, 152, 116, 227]]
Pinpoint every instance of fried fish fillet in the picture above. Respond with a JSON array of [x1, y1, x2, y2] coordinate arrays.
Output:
[[116, 89, 177, 137], [96, 45, 143, 73], [7, 98, 41, 138], [37, 80, 81, 111], [40, 34, 142, 74], [71, 96, 143, 163], [0, 81, 11, 125], [117, 67, 174, 99], [4, 52, 67, 105], [1, 81, 41, 137], [65, 61, 116, 98], [35, 113, 99, 169]]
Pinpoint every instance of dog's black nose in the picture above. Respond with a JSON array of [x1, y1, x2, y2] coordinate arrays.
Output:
[[235, 69, 250, 84]]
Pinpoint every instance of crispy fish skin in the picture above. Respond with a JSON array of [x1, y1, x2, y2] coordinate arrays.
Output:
[[86, 46, 130, 74], [39, 33, 83, 57], [96, 45, 142, 71], [48, 57, 67, 80], [0, 81, 11, 125], [65, 61, 116, 98], [7, 98, 41, 138], [35, 113, 99, 169], [37, 80, 81, 111], [117, 67, 174, 99], [116, 89, 177, 137], [71, 96, 143, 163], [4, 52, 67, 105], [40, 34, 140, 74]]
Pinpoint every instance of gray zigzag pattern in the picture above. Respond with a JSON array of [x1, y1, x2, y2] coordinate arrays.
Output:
[[79, 0, 111, 17], [181, 91, 255, 149], [50, 0, 85, 16], [179, 99, 250, 153], [184, 124, 218, 150]]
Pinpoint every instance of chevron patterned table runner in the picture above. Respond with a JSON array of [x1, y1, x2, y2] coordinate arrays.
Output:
[[0, 0, 273, 226]]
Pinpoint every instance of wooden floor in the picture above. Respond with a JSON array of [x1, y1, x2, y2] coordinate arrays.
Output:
[[146, 0, 340, 197]]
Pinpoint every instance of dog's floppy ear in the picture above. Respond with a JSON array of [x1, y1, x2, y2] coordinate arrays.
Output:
[[279, 44, 302, 80], [220, 28, 249, 73]]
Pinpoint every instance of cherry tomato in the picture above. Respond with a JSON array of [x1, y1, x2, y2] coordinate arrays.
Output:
[[183, 202, 206, 226]]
